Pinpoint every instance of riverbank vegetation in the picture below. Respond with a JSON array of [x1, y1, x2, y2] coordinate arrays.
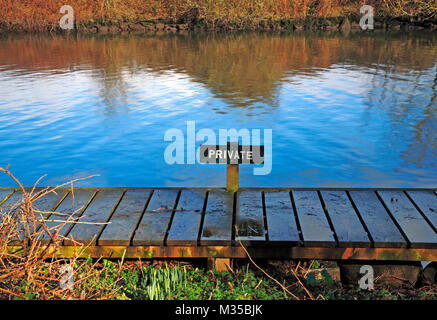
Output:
[[3, 258, 437, 300], [0, 0, 436, 33], [0, 168, 436, 300]]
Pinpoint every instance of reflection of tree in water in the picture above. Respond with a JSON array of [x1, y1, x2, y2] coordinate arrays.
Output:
[[179, 33, 284, 108], [1, 31, 436, 180], [92, 38, 130, 115], [96, 68, 129, 115], [1, 31, 436, 125], [360, 32, 437, 170], [0, 33, 361, 110], [402, 65, 437, 169], [126, 33, 292, 109]]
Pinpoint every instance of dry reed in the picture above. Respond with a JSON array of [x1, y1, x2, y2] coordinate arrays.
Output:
[[0, 166, 121, 300], [0, 1, 435, 32]]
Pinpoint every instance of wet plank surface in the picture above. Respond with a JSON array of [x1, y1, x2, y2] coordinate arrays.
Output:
[[32, 190, 69, 215], [167, 189, 206, 246], [132, 189, 179, 246], [0, 189, 14, 205], [406, 190, 437, 231], [200, 190, 234, 246], [349, 191, 406, 248], [26, 189, 69, 238], [0, 191, 23, 227], [378, 191, 437, 248], [99, 189, 151, 246], [0, 190, 28, 242], [41, 189, 96, 242], [0, 188, 56, 216], [65, 189, 124, 245], [235, 190, 265, 245], [292, 191, 336, 247], [264, 191, 300, 245], [0, 191, 24, 212], [320, 191, 370, 247]]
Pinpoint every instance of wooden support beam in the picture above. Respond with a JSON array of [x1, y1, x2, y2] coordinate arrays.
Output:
[[226, 164, 239, 192], [7, 245, 437, 262], [207, 258, 231, 272]]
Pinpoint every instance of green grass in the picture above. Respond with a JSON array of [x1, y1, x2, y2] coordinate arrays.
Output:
[[109, 261, 290, 300], [3, 259, 437, 300]]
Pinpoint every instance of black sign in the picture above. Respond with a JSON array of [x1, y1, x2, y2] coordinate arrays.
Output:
[[199, 143, 264, 164]]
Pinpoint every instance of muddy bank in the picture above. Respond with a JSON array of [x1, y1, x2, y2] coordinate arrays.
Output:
[[77, 17, 437, 34], [1, 15, 436, 35]]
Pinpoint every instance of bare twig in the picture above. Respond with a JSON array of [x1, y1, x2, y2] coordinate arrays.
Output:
[[235, 226, 301, 300]]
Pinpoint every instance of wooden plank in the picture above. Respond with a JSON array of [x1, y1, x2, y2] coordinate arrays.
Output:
[[64, 189, 124, 245], [0, 190, 23, 243], [292, 191, 336, 247], [320, 191, 370, 247], [349, 191, 406, 248], [32, 189, 69, 214], [378, 191, 437, 248], [0, 190, 33, 238], [6, 190, 68, 243], [41, 189, 96, 242], [132, 189, 179, 246], [0, 188, 54, 221], [235, 190, 265, 245], [0, 190, 23, 211], [15, 245, 437, 261], [29, 189, 69, 236], [0, 189, 14, 205], [167, 189, 206, 246], [264, 191, 300, 245], [0, 191, 23, 225], [200, 190, 234, 246], [98, 189, 151, 246], [406, 190, 437, 231]]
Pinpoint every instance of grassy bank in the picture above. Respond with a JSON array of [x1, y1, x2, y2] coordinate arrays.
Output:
[[0, 0, 436, 33], [2, 258, 437, 300]]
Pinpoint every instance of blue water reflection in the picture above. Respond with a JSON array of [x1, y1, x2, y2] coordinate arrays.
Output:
[[0, 32, 435, 187]]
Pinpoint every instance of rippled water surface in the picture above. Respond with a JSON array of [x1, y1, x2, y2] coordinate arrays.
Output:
[[0, 32, 436, 187]]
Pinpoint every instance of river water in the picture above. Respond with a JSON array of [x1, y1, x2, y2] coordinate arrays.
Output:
[[0, 31, 436, 188]]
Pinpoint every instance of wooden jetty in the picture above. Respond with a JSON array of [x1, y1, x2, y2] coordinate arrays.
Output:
[[1, 187, 437, 263]]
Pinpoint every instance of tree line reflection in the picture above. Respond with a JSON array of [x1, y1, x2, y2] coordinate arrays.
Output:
[[0, 31, 436, 173]]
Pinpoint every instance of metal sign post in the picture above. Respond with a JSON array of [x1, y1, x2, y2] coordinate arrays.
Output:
[[199, 142, 264, 192]]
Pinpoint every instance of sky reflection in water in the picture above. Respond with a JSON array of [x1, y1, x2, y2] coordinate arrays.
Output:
[[0, 32, 436, 187]]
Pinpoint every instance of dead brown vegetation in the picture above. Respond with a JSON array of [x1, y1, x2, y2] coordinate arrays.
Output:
[[0, 166, 121, 299]]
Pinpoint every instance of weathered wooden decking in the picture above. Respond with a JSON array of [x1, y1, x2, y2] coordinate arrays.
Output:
[[1, 187, 437, 261]]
